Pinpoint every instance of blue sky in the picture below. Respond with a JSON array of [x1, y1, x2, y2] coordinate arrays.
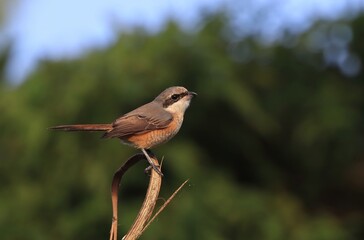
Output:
[[3, 0, 364, 83]]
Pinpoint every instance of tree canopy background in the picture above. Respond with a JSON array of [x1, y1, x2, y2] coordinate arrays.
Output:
[[0, 6, 364, 240]]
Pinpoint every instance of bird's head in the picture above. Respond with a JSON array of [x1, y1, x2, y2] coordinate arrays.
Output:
[[155, 86, 197, 114]]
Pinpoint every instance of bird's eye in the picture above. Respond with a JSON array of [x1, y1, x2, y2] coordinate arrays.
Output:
[[171, 94, 179, 100]]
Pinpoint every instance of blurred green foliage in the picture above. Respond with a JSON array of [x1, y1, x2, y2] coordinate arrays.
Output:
[[1, 11, 364, 240]]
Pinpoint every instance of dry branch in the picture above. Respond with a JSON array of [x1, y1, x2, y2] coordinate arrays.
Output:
[[109, 153, 188, 240], [109, 153, 162, 240]]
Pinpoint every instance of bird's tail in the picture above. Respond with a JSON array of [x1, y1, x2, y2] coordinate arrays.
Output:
[[49, 124, 112, 132]]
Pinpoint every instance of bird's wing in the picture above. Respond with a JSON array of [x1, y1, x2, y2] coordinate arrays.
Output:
[[102, 102, 173, 138]]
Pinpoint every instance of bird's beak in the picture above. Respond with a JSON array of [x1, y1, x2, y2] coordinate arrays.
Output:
[[188, 91, 197, 97]]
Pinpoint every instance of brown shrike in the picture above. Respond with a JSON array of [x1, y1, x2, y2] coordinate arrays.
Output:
[[50, 86, 197, 176]]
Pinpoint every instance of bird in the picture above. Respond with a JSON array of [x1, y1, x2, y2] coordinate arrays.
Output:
[[50, 86, 197, 176]]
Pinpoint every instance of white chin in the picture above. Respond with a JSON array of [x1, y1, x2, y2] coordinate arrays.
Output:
[[166, 99, 191, 113]]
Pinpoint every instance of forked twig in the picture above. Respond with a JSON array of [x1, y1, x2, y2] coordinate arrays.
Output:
[[109, 154, 189, 240], [122, 156, 162, 239], [109, 153, 162, 240], [109, 153, 146, 240]]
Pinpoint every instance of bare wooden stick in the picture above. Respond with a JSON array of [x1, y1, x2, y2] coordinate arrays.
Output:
[[109, 153, 163, 240], [122, 156, 162, 240], [109, 154, 187, 240], [109, 153, 146, 240]]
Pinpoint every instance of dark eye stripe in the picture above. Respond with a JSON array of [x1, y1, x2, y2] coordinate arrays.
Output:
[[171, 94, 180, 100], [162, 91, 189, 108], [179, 91, 188, 98]]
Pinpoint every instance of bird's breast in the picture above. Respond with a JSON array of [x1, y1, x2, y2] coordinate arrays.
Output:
[[121, 115, 184, 149]]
